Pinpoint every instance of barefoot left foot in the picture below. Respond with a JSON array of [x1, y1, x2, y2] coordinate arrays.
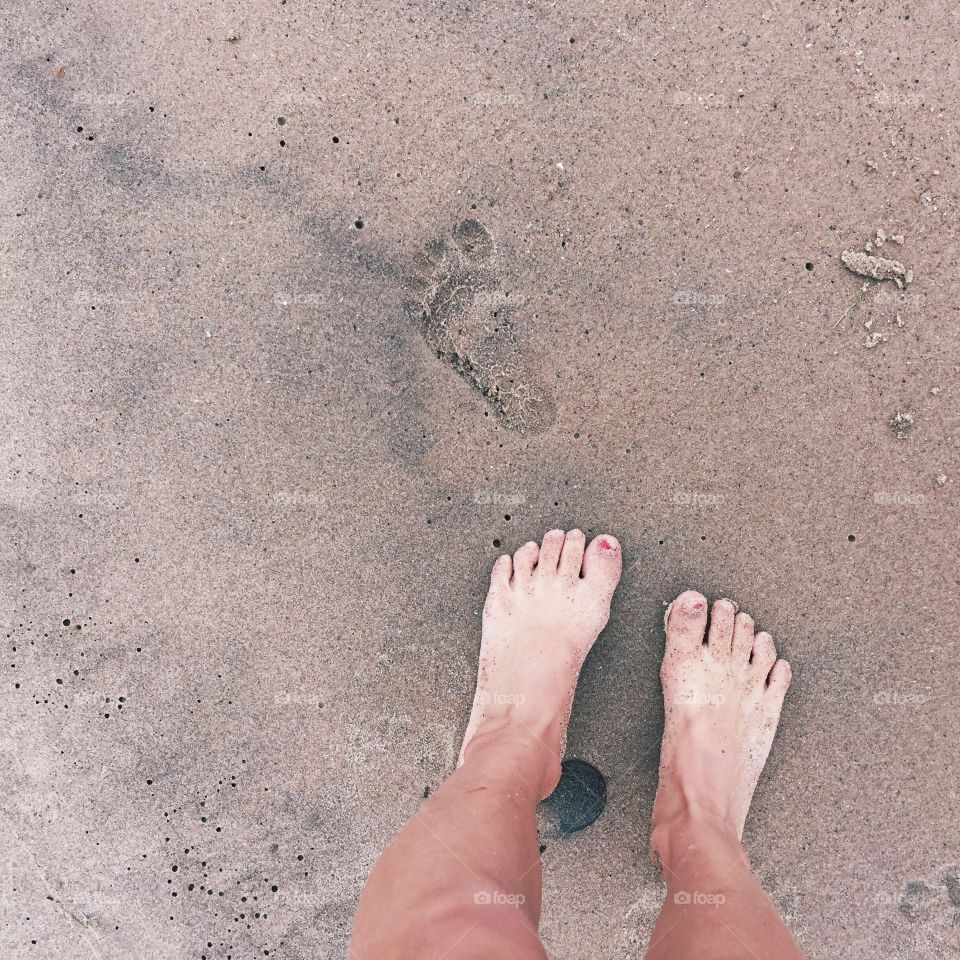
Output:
[[458, 529, 622, 798]]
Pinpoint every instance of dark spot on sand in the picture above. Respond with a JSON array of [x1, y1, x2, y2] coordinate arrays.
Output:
[[540, 759, 606, 837], [944, 874, 960, 908], [899, 881, 935, 919]]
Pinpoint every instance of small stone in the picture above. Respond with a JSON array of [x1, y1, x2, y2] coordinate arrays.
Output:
[[890, 234, 904, 244], [875, 228, 886, 247], [866, 159, 878, 171], [865, 332, 888, 349], [936, 474, 947, 487], [930, 386, 941, 395], [894, 312, 905, 328]]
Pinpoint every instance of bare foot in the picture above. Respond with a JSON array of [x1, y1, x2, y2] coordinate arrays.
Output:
[[651, 590, 792, 857], [458, 529, 622, 798]]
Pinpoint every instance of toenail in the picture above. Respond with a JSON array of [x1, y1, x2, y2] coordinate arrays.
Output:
[[599, 538, 615, 550], [685, 597, 705, 613]]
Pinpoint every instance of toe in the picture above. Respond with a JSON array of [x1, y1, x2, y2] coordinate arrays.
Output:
[[581, 534, 622, 592], [766, 658, 792, 705], [707, 599, 736, 656], [664, 589, 708, 652], [558, 529, 587, 580], [750, 631, 778, 679], [732, 611, 755, 662], [537, 529, 566, 573], [512, 541, 540, 582], [490, 553, 512, 590]]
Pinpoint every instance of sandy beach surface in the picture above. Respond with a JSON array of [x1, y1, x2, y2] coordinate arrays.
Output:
[[2, 2, 958, 958]]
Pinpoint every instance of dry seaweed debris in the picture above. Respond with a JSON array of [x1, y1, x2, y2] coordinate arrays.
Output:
[[834, 231, 915, 329], [841, 249, 913, 289], [890, 410, 915, 439]]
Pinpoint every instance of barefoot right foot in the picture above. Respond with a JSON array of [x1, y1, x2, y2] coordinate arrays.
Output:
[[651, 591, 792, 859]]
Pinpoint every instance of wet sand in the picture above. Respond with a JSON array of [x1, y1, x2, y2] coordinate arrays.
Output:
[[2, 2, 959, 958]]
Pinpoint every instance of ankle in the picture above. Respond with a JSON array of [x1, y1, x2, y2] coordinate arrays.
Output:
[[649, 809, 745, 873], [461, 717, 561, 799]]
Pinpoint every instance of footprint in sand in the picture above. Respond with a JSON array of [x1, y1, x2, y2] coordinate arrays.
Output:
[[402, 219, 556, 434], [890, 867, 960, 953]]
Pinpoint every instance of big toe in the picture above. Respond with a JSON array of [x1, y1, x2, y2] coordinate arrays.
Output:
[[580, 534, 622, 595], [664, 590, 709, 652]]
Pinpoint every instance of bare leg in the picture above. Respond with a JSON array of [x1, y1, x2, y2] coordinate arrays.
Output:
[[350, 529, 622, 960], [645, 591, 804, 960]]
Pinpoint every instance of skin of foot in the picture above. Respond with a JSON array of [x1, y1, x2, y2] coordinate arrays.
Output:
[[651, 590, 792, 858], [458, 529, 623, 799]]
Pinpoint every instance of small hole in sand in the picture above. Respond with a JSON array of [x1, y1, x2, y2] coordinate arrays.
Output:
[[354, 219, 364, 229], [805, 261, 814, 271], [493, 539, 501, 548]]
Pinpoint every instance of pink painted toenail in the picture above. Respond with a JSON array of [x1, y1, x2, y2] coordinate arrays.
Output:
[[599, 538, 614, 550]]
